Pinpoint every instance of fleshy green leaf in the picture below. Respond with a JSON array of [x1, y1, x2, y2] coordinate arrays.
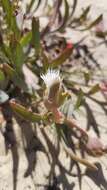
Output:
[[13, 42, 25, 73], [96, 31, 107, 38], [69, 6, 90, 28], [81, 14, 103, 31], [41, 50, 51, 71], [72, 5, 90, 25], [58, 92, 70, 107], [10, 101, 46, 122], [1, 0, 12, 26], [75, 89, 84, 109], [20, 32, 32, 47], [3, 64, 28, 92], [0, 90, 9, 104], [3, 64, 40, 93], [88, 84, 100, 95], [1, 0, 19, 37], [32, 17, 41, 56], [50, 45, 73, 68], [0, 44, 13, 64], [0, 70, 5, 81], [83, 72, 90, 84], [79, 6, 91, 22]]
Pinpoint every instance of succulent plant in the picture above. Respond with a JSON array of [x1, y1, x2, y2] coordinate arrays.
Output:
[[0, 0, 107, 171]]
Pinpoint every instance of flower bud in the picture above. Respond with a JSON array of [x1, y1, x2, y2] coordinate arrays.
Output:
[[41, 69, 61, 106]]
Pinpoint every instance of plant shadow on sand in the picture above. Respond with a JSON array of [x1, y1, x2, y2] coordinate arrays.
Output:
[[85, 162, 107, 190], [0, 95, 107, 190], [0, 43, 107, 190], [0, 41, 107, 190]]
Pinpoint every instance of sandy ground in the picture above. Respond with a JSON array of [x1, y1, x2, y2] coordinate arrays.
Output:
[[0, 1, 107, 190]]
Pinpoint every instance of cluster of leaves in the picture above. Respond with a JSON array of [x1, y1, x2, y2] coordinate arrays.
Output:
[[0, 0, 103, 105], [0, 0, 106, 170]]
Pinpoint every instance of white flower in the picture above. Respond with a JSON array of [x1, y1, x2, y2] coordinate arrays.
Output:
[[41, 69, 61, 89]]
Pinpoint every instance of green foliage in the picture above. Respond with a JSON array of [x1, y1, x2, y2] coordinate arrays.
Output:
[[20, 32, 32, 47], [1, 0, 19, 36], [51, 45, 73, 68], [0, 0, 105, 170], [0, 70, 5, 81], [88, 84, 100, 95], [75, 89, 84, 110], [0, 0, 102, 119], [10, 101, 46, 122], [3, 64, 29, 92], [81, 14, 103, 31], [32, 17, 41, 56], [13, 42, 25, 73]]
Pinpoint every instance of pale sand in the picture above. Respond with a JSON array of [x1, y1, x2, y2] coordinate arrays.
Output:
[[0, 1, 107, 190]]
